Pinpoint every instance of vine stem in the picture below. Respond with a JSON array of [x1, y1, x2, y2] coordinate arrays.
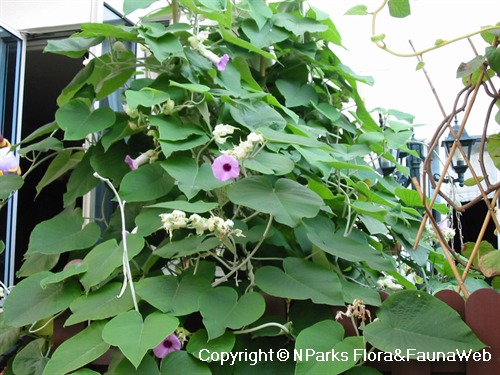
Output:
[[369, 0, 500, 58], [93, 172, 139, 311], [234, 322, 291, 336], [212, 214, 274, 287]]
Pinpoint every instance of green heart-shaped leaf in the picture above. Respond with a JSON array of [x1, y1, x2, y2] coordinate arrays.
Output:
[[66, 283, 135, 326], [25, 208, 100, 255], [228, 176, 323, 227], [135, 274, 211, 316], [295, 320, 364, 375], [255, 257, 344, 305], [102, 310, 179, 368], [80, 234, 145, 291], [119, 163, 174, 203], [363, 291, 486, 357], [3, 272, 81, 327], [56, 99, 116, 140], [42, 322, 110, 375], [199, 287, 265, 340], [161, 157, 228, 199], [12, 338, 49, 375], [0, 174, 24, 200]]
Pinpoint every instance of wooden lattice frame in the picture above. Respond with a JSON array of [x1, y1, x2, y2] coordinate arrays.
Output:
[[412, 61, 500, 298]]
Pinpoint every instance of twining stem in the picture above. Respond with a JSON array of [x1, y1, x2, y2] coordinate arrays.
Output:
[[369, 0, 500, 58], [212, 214, 274, 287], [234, 322, 291, 336], [93, 172, 139, 311]]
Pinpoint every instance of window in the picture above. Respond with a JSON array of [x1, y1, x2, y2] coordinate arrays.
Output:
[[0, 24, 25, 287]]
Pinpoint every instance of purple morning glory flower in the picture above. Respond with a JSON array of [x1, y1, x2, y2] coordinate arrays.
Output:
[[153, 333, 181, 359], [212, 154, 240, 182], [124, 150, 154, 170], [201, 50, 230, 71], [216, 54, 230, 71]]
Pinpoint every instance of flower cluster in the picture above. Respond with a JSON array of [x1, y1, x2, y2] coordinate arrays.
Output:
[[213, 124, 236, 144], [424, 220, 456, 245], [376, 275, 403, 290], [159, 210, 244, 239], [221, 132, 264, 160], [335, 299, 372, 328], [210, 128, 264, 182], [188, 31, 230, 71]]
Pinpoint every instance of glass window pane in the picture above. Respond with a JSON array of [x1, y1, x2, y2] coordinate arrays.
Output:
[[0, 25, 24, 288]]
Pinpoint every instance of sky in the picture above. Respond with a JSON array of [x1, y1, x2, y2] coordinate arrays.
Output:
[[308, 0, 500, 140]]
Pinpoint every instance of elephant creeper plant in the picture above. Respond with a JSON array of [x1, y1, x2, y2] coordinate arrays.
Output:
[[0, 0, 486, 374]]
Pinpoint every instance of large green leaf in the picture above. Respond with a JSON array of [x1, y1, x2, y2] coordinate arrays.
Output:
[[150, 116, 205, 141], [159, 134, 210, 158], [160, 351, 211, 375], [42, 322, 110, 375], [135, 274, 211, 316], [186, 330, 235, 361], [125, 88, 171, 110], [36, 150, 83, 195], [241, 19, 289, 48], [295, 320, 364, 375], [154, 236, 221, 259], [119, 163, 174, 202], [141, 33, 183, 63], [199, 287, 265, 340], [78, 22, 138, 40], [80, 234, 145, 291], [66, 283, 135, 325], [147, 200, 218, 213], [161, 157, 228, 199], [91, 51, 137, 100], [479, 250, 500, 277], [247, 0, 272, 30], [17, 253, 60, 277], [0, 312, 20, 355], [229, 101, 286, 131], [363, 290, 485, 357], [219, 26, 274, 60], [3, 272, 81, 327], [0, 174, 24, 200], [123, 0, 158, 14], [63, 147, 100, 207], [25, 208, 100, 255], [113, 354, 160, 375], [12, 338, 49, 375], [102, 310, 179, 368], [456, 55, 486, 78], [40, 262, 88, 288], [272, 13, 328, 36], [275, 79, 318, 107], [243, 151, 295, 175], [55, 99, 116, 140], [44, 37, 104, 58], [307, 227, 395, 271], [57, 61, 95, 106], [228, 176, 323, 227], [255, 257, 344, 305], [18, 137, 63, 156]]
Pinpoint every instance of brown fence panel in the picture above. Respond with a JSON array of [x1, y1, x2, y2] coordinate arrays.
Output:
[[465, 288, 500, 375]]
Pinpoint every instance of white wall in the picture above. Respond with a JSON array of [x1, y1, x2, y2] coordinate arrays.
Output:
[[0, 0, 101, 31]]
